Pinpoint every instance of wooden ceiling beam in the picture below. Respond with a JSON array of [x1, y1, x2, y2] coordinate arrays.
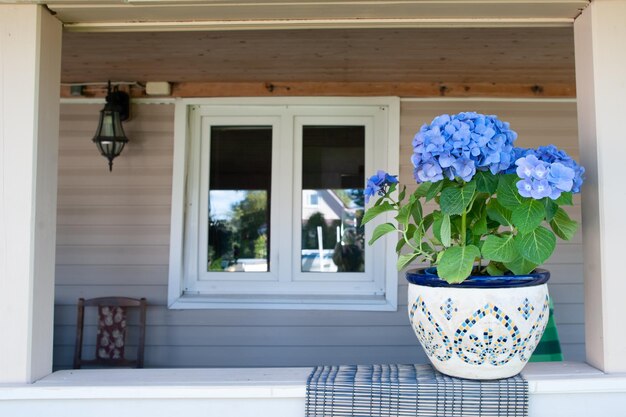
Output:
[[60, 81, 576, 99]]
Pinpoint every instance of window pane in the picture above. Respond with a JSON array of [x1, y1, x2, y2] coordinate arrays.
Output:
[[208, 126, 271, 272], [301, 126, 365, 273]]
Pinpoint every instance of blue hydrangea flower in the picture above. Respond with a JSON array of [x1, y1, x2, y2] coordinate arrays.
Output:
[[517, 179, 534, 198], [513, 146, 584, 200], [530, 179, 553, 200], [411, 112, 518, 183], [534, 145, 585, 193], [548, 162, 575, 192], [364, 170, 398, 203], [415, 159, 444, 183], [450, 157, 476, 182], [515, 154, 542, 179]]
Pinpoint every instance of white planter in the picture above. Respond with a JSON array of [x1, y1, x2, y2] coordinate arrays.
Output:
[[407, 268, 551, 380]]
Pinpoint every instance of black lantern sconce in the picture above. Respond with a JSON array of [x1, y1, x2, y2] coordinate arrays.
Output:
[[92, 81, 130, 171]]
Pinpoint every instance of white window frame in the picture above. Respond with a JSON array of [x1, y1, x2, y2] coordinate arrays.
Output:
[[168, 97, 399, 310]]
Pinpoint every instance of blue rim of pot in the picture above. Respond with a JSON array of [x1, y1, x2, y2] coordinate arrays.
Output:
[[406, 267, 550, 288]]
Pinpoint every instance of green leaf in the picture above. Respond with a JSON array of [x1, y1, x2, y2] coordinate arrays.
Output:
[[437, 245, 481, 284], [515, 226, 556, 264], [425, 181, 443, 201], [395, 199, 414, 227], [550, 207, 579, 240], [475, 170, 499, 194], [415, 182, 432, 198], [432, 212, 443, 243], [397, 253, 419, 271], [497, 174, 524, 210], [468, 195, 488, 235], [467, 194, 487, 232], [472, 211, 488, 235], [450, 215, 463, 237], [395, 238, 406, 253], [554, 192, 573, 206], [440, 214, 451, 247], [362, 201, 394, 225], [419, 242, 435, 256], [411, 199, 423, 225], [544, 198, 558, 222], [405, 224, 418, 242], [368, 223, 396, 245], [421, 213, 435, 233], [397, 185, 407, 202], [504, 256, 538, 275], [387, 182, 398, 195], [511, 199, 546, 234], [481, 234, 517, 262], [440, 181, 476, 215], [486, 198, 512, 226], [486, 262, 506, 276]]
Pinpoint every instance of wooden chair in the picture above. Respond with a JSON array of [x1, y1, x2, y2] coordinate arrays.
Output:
[[73, 297, 147, 369]]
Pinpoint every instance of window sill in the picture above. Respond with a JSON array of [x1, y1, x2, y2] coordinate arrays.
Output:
[[168, 293, 397, 311]]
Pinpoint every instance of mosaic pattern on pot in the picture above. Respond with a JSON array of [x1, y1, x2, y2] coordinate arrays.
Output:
[[409, 294, 550, 366]]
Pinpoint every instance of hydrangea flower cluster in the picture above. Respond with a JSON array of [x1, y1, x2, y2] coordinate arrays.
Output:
[[364, 170, 398, 203], [364, 112, 586, 284], [514, 145, 585, 200], [411, 112, 518, 183]]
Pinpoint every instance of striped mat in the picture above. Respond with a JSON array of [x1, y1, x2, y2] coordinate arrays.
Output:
[[306, 364, 528, 417]]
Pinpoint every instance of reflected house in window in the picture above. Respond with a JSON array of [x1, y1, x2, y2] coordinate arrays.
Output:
[[301, 189, 364, 273], [300, 125, 365, 273]]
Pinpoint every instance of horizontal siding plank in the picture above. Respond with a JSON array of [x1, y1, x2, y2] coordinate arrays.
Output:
[[57, 186, 172, 207], [557, 323, 585, 345], [560, 343, 586, 362], [58, 169, 173, 188], [58, 135, 174, 153], [55, 265, 169, 286], [56, 245, 170, 266], [58, 154, 173, 169], [552, 303, 585, 325], [57, 206, 171, 226], [57, 225, 170, 246], [55, 285, 168, 305]]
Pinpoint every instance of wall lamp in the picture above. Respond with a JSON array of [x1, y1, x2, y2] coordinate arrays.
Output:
[[92, 81, 130, 171]]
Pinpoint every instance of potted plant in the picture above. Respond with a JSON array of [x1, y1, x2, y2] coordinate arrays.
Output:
[[364, 112, 584, 380]]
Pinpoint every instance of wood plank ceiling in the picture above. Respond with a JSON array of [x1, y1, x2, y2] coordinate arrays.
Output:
[[61, 27, 575, 97]]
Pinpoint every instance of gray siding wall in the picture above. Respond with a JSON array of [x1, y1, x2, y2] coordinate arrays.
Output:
[[53, 100, 583, 369]]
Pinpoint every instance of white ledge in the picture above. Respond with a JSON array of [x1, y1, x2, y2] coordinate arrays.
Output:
[[1, 362, 626, 417]]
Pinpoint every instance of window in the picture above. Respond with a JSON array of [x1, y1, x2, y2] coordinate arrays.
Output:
[[168, 98, 399, 310]]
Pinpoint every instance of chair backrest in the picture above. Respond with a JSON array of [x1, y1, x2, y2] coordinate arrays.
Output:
[[73, 297, 147, 369]]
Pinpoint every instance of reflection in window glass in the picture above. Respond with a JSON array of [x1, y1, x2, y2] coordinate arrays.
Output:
[[301, 126, 365, 273], [208, 126, 272, 272]]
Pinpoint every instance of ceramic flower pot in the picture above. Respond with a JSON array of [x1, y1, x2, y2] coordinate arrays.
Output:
[[406, 267, 551, 380]]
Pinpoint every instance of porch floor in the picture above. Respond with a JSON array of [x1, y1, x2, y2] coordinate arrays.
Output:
[[1, 362, 625, 416]]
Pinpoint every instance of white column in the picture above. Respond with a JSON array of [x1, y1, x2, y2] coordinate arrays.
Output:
[[574, 0, 626, 373], [0, 5, 62, 383]]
